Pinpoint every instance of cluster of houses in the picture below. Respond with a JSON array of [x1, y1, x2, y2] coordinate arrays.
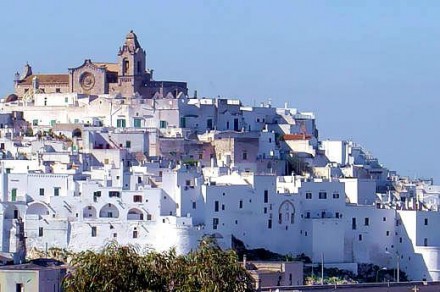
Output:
[[0, 32, 439, 288]]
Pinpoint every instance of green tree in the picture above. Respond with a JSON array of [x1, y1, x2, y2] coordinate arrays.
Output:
[[63, 242, 163, 292], [63, 238, 253, 292]]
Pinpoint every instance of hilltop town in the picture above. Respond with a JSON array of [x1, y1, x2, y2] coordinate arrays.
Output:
[[0, 31, 439, 284]]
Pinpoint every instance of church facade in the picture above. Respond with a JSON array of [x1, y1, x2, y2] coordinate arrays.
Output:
[[13, 31, 187, 99]]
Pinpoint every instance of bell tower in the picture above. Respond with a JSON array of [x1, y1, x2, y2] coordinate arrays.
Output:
[[117, 30, 147, 96]]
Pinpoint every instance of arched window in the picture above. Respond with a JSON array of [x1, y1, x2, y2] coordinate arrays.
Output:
[[123, 58, 130, 75]]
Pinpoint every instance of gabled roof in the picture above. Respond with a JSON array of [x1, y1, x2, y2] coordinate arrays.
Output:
[[18, 74, 69, 85]]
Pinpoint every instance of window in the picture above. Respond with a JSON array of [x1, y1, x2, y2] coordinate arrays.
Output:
[[424, 238, 428, 246], [126, 141, 131, 148], [54, 187, 60, 196], [318, 192, 327, 199], [159, 120, 167, 128], [39, 227, 43, 237], [116, 119, 126, 128], [207, 118, 213, 130], [268, 219, 272, 229], [213, 218, 219, 230], [242, 151, 248, 160], [383, 217, 386, 222], [359, 234, 363, 241], [91, 226, 97, 237], [306, 212, 310, 218], [56, 88, 61, 93], [399, 237, 402, 243], [133, 118, 142, 128], [192, 201, 196, 209], [424, 218, 428, 225], [335, 212, 340, 218], [39, 188, 44, 196], [352, 218, 357, 230], [364, 218, 369, 226], [214, 201, 219, 212], [133, 230, 138, 238], [33, 119, 38, 126], [333, 193, 339, 199], [11, 188, 17, 201], [222, 204, 225, 211], [133, 195, 142, 203], [386, 231, 390, 236], [109, 191, 120, 198], [264, 190, 269, 203], [239, 200, 243, 209], [305, 192, 312, 199], [64, 96, 68, 102], [264, 207, 267, 214]]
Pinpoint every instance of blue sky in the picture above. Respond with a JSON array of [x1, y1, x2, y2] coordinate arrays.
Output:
[[1, 1, 440, 181]]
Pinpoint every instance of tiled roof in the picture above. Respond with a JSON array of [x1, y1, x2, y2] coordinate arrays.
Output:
[[19, 74, 69, 85]]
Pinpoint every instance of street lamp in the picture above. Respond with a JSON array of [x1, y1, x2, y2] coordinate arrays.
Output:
[[376, 267, 387, 282], [385, 251, 400, 283]]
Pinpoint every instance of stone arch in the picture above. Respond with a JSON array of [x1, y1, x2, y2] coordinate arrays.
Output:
[[4, 205, 19, 219], [127, 208, 144, 220], [27, 202, 49, 217], [99, 203, 119, 218], [83, 206, 97, 219], [278, 200, 295, 225]]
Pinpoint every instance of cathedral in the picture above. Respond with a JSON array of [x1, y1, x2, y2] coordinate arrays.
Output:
[[13, 31, 187, 99]]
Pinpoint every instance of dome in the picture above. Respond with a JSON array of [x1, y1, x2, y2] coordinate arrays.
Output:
[[5, 94, 18, 102]]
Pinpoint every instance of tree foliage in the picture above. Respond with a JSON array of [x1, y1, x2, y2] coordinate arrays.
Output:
[[63, 237, 253, 292]]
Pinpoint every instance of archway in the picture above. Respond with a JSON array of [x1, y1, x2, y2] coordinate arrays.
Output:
[[127, 208, 144, 220], [278, 200, 295, 224], [83, 206, 97, 219], [99, 203, 119, 218], [4, 205, 19, 219], [72, 128, 82, 138], [27, 202, 49, 217]]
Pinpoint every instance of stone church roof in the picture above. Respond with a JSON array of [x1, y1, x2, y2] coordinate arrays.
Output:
[[19, 74, 69, 85], [94, 63, 118, 73]]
